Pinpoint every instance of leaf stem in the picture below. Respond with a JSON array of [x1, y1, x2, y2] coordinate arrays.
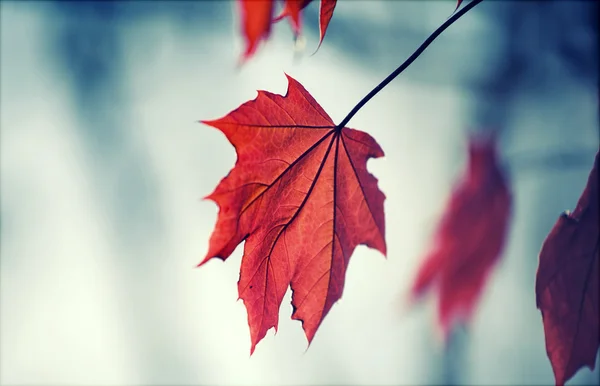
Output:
[[337, 0, 484, 128]]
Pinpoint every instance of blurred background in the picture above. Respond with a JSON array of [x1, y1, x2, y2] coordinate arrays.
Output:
[[1, 0, 598, 385]]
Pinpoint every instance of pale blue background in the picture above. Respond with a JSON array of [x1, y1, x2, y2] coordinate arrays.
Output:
[[1, 1, 598, 385]]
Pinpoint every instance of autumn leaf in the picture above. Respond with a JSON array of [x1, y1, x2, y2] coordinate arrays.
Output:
[[535, 151, 599, 386], [273, 0, 337, 51], [314, 0, 337, 51], [409, 133, 512, 341], [273, 0, 312, 35], [239, 0, 337, 60], [239, 0, 275, 60], [199, 74, 386, 354]]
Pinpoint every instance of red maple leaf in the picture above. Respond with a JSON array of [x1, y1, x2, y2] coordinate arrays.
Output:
[[239, 0, 275, 60], [199, 75, 386, 354], [273, 0, 312, 35], [535, 151, 599, 386], [273, 0, 337, 51], [239, 0, 337, 60], [409, 133, 512, 340]]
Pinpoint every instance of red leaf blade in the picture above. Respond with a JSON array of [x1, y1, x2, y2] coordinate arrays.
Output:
[[410, 133, 512, 340], [201, 75, 386, 353], [239, 0, 275, 60], [535, 151, 600, 386], [242, 0, 337, 59], [273, 0, 313, 35], [316, 0, 337, 52]]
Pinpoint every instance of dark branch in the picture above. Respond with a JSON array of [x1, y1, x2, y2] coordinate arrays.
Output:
[[337, 0, 485, 129]]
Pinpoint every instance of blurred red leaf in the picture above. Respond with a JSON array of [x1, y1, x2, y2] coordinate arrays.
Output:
[[536, 151, 599, 386], [199, 75, 386, 354], [273, 0, 312, 35], [410, 133, 512, 340], [274, 0, 337, 51], [239, 0, 275, 61], [240, 0, 337, 60]]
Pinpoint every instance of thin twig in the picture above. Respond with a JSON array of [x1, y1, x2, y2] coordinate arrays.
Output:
[[337, 0, 485, 129]]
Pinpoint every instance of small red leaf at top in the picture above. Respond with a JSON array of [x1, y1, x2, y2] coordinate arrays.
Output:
[[200, 75, 386, 354], [315, 0, 337, 52], [272, 0, 337, 54], [535, 151, 599, 386], [409, 133, 512, 341], [239, 0, 275, 61], [273, 0, 312, 35]]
